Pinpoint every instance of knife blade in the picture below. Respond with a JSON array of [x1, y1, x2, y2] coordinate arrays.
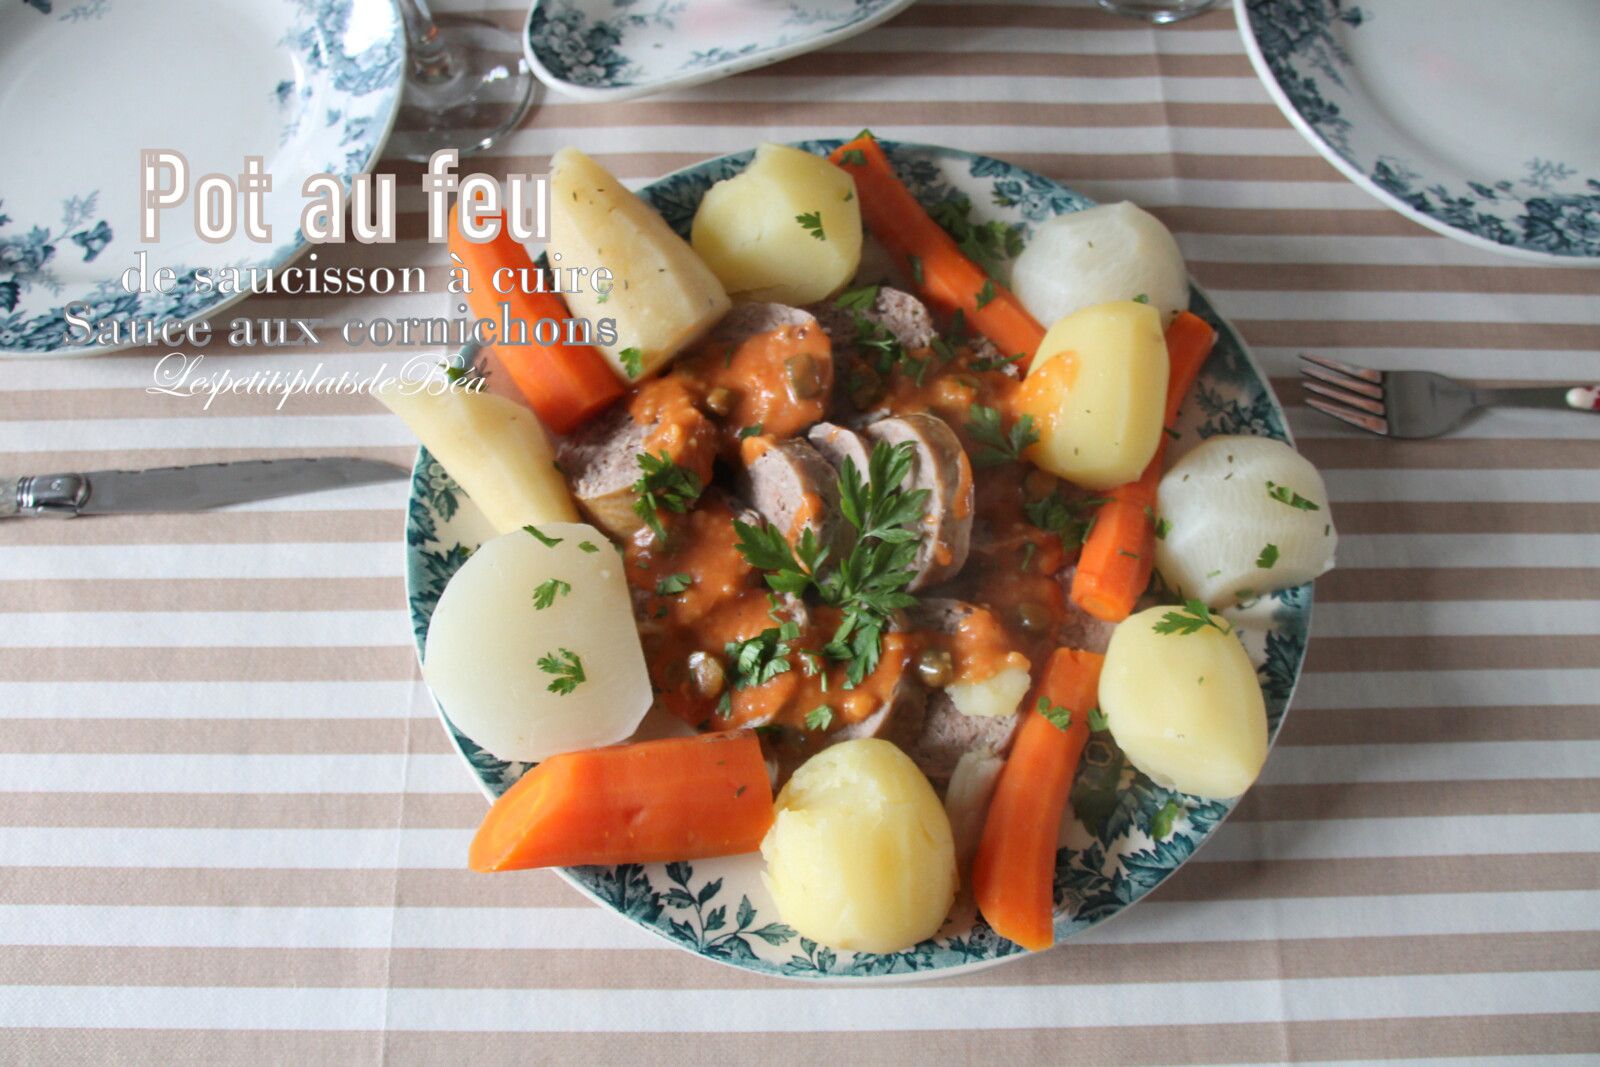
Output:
[[1, 457, 410, 518]]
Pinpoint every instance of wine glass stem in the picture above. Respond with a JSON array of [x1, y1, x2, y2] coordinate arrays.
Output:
[[396, 0, 459, 84]]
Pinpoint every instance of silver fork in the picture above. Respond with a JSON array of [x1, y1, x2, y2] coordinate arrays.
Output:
[[1299, 355, 1600, 438]]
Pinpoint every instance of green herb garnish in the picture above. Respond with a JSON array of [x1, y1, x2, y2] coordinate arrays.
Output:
[[733, 441, 927, 688], [1152, 599, 1232, 636], [838, 148, 867, 167], [804, 706, 834, 731], [975, 278, 996, 309], [1256, 543, 1280, 569], [532, 578, 571, 610], [796, 211, 826, 241], [537, 647, 586, 695], [1037, 695, 1073, 732], [1150, 799, 1182, 839], [965, 403, 1039, 468], [619, 346, 643, 378], [522, 525, 562, 547], [631, 451, 704, 544], [738, 423, 764, 440], [1266, 480, 1320, 511], [578, 540, 600, 554], [655, 572, 692, 596], [1087, 706, 1109, 732]]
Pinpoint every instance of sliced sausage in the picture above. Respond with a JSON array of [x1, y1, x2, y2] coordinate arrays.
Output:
[[902, 599, 1027, 787], [678, 303, 834, 439], [910, 692, 1023, 788], [808, 287, 937, 421], [806, 422, 873, 479], [735, 437, 850, 556], [557, 378, 717, 542], [808, 286, 937, 354], [862, 414, 974, 590], [556, 402, 651, 540], [1056, 565, 1118, 654]]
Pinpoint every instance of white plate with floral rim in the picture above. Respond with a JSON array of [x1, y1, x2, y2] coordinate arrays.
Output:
[[523, 0, 918, 102], [1236, 0, 1600, 264], [0, 0, 404, 358], [404, 140, 1313, 981]]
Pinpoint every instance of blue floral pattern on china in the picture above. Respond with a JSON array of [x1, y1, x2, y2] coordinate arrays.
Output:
[[525, 0, 911, 99], [1241, 0, 1600, 260], [0, 0, 403, 355], [405, 142, 1312, 980]]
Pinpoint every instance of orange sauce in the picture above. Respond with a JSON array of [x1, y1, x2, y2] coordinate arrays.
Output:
[[611, 327, 1080, 740], [675, 322, 833, 444]]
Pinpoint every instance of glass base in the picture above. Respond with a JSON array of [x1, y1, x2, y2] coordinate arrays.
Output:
[[388, 15, 537, 162], [1096, 0, 1220, 23]]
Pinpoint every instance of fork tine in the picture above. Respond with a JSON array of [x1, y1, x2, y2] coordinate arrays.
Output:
[[1300, 356, 1384, 399], [1303, 378, 1386, 416], [1305, 395, 1389, 435], [1300, 352, 1384, 385]]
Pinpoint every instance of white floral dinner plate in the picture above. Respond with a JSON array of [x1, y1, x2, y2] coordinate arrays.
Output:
[[0, 0, 404, 357], [405, 141, 1312, 981], [524, 0, 917, 102], [1237, 0, 1600, 264]]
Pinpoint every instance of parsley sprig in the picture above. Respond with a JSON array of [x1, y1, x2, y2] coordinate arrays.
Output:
[[537, 647, 586, 695], [1023, 491, 1103, 550], [733, 441, 929, 687], [532, 578, 571, 610], [1037, 695, 1073, 732], [1152, 599, 1233, 636], [720, 607, 802, 716], [965, 403, 1039, 467], [796, 211, 826, 241], [632, 451, 703, 544], [1266, 480, 1320, 511], [928, 195, 1025, 277]]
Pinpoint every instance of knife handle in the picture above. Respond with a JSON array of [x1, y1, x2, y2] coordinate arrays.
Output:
[[0, 474, 88, 518]]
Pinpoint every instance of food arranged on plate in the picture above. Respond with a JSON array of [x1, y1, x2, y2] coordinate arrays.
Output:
[[384, 133, 1337, 958]]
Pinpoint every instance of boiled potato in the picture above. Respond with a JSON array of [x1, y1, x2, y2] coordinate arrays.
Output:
[[946, 664, 1031, 719], [550, 147, 731, 381], [1015, 300, 1169, 490], [375, 382, 577, 534], [1156, 435, 1337, 606], [424, 523, 650, 762], [761, 739, 957, 953], [690, 142, 863, 305], [1012, 202, 1189, 326], [1100, 605, 1267, 799]]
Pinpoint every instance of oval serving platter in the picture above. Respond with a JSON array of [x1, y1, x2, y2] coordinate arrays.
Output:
[[405, 140, 1313, 981], [1236, 0, 1600, 264], [0, 0, 404, 357]]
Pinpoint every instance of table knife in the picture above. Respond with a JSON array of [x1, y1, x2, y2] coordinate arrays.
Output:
[[0, 458, 410, 519]]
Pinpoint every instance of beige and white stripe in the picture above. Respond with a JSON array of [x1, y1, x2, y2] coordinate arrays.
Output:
[[2, 0, 1597, 1061]]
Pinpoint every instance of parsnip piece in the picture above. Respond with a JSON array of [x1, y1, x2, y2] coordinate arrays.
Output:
[[691, 142, 863, 305], [376, 382, 577, 534], [423, 523, 650, 762], [1099, 605, 1267, 799], [1012, 202, 1189, 326], [944, 748, 1005, 875], [1016, 300, 1169, 490], [1156, 435, 1336, 606], [550, 147, 731, 381], [761, 739, 957, 953]]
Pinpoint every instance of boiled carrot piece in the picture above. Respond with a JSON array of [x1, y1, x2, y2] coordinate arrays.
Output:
[[448, 203, 623, 435], [1070, 311, 1217, 621], [972, 647, 1104, 951], [829, 134, 1046, 366], [468, 731, 774, 871]]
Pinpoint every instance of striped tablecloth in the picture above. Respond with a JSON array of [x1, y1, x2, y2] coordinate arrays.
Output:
[[3, 0, 1597, 1061]]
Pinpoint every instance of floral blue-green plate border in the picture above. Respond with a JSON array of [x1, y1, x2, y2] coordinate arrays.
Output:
[[405, 140, 1313, 981], [524, 0, 917, 103], [1236, 0, 1600, 264], [0, 0, 405, 357]]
